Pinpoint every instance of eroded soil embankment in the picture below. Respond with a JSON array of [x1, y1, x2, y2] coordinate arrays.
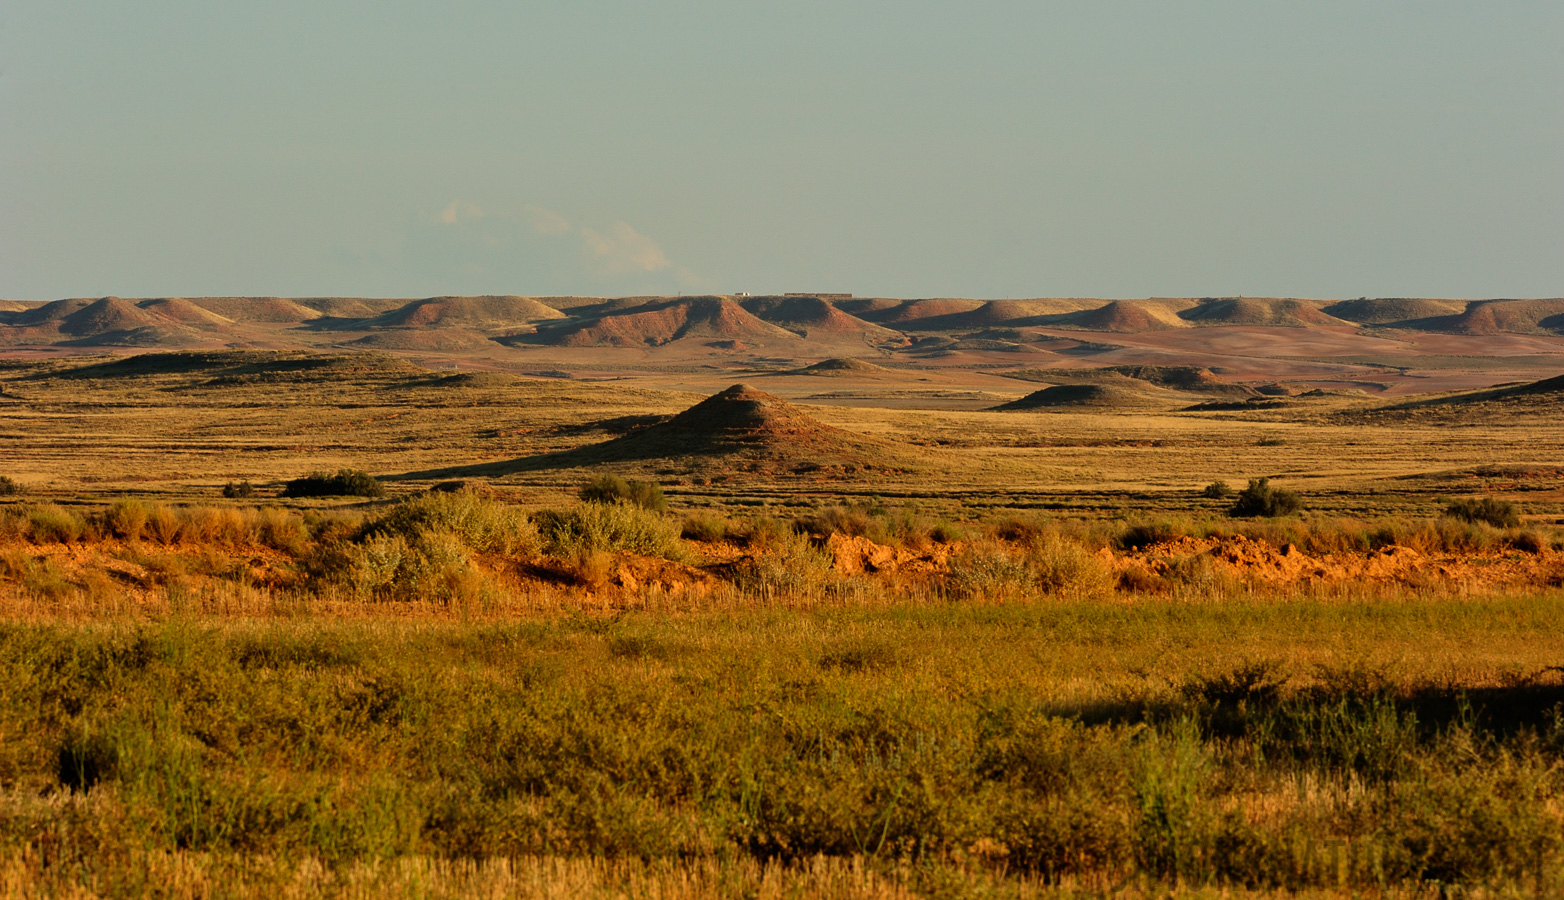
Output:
[[4, 530, 1561, 611]]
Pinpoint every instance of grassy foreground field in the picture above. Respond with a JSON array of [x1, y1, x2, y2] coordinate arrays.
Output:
[[1, 490, 1563, 897], [4, 595, 1564, 898]]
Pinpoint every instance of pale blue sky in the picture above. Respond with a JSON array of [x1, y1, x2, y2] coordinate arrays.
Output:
[[2, 2, 1560, 300]]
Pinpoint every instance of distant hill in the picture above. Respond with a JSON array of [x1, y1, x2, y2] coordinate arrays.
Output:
[[359, 296, 566, 331], [524, 296, 802, 349], [737, 296, 907, 347], [787, 358, 895, 376], [1005, 365, 1257, 398], [185, 297, 324, 323], [3, 294, 1563, 368], [427, 384, 921, 476], [1406, 298, 1564, 336], [0, 297, 222, 348], [1320, 297, 1466, 326], [993, 383, 1170, 410], [1050, 300, 1182, 333], [1178, 297, 1347, 328], [1346, 372, 1564, 424]]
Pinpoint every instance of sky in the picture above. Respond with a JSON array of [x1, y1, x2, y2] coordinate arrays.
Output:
[[2, 2, 1560, 301]]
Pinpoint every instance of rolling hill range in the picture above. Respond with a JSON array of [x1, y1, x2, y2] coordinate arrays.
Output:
[[3, 294, 1563, 395]]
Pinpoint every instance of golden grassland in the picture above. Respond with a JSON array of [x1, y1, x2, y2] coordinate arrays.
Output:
[[3, 351, 1564, 897]]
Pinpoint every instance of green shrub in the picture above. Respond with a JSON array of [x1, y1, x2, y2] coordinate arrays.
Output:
[[1229, 478, 1302, 518], [946, 542, 1033, 601], [578, 474, 667, 513], [221, 480, 256, 499], [145, 504, 183, 545], [104, 499, 151, 542], [283, 469, 385, 499], [928, 520, 967, 543], [1200, 481, 1232, 499], [0, 475, 19, 496], [1443, 496, 1521, 528], [1025, 537, 1114, 599], [680, 513, 728, 542], [728, 515, 794, 548], [364, 490, 537, 556], [1116, 520, 1187, 551], [28, 504, 85, 543], [309, 526, 488, 605], [535, 502, 685, 561], [797, 505, 875, 539], [732, 531, 835, 601]]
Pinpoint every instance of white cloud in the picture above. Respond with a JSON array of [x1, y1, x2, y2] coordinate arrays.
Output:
[[578, 221, 672, 274], [523, 204, 574, 236], [435, 200, 484, 225]]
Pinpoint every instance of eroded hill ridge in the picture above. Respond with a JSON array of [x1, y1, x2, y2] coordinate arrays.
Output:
[[5, 294, 1564, 353]]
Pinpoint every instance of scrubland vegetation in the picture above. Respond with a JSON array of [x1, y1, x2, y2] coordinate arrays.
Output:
[[2, 348, 1562, 896], [2, 486, 1564, 897]]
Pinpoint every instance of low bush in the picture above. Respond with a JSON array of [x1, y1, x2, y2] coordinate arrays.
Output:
[[946, 542, 1033, 602], [727, 515, 794, 548], [1026, 537, 1114, 599], [28, 505, 87, 543], [1116, 520, 1188, 551], [680, 513, 728, 542], [535, 502, 685, 561], [929, 520, 967, 543], [104, 499, 151, 542], [1200, 481, 1232, 499], [145, 504, 183, 545], [1444, 496, 1521, 528], [796, 504, 876, 540], [221, 480, 256, 499], [578, 474, 667, 513], [255, 507, 308, 555], [283, 469, 385, 499], [363, 490, 537, 557], [732, 531, 836, 602], [1229, 478, 1302, 518], [330, 531, 490, 605], [0, 475, 19, 496]]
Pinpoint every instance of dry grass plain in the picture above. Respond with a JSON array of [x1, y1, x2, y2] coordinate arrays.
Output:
[[2, 341, 1564, 898]]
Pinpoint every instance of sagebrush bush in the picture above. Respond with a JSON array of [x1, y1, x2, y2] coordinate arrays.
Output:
[[535, 502, 685, 560], [732, 530, 836, 601], [1201, 481, 1232, 499], [1444, 496, 1521, 528], [946, 542, 1033, 601], [363, 490, 537, 557], [1116, 520, 1188, 551], [1026, 537, 1114, 599], [578, 474, 667, 513], [145, 504, 182, 545], [1229, 478, 1302, 518], [28, 505, 86, 543], [333, 530, 489, 605], [255, 507, 308, 555], [727, 515, 793, 548], [221, 480, 256, 499], [797, 505, 875, 539], [680, 513, 728, 542], [0, 475, 19, 496], [283, 469, 385, 499]]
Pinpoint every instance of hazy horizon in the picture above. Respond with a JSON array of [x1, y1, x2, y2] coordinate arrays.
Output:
[[3, 3, 1560, 301]]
